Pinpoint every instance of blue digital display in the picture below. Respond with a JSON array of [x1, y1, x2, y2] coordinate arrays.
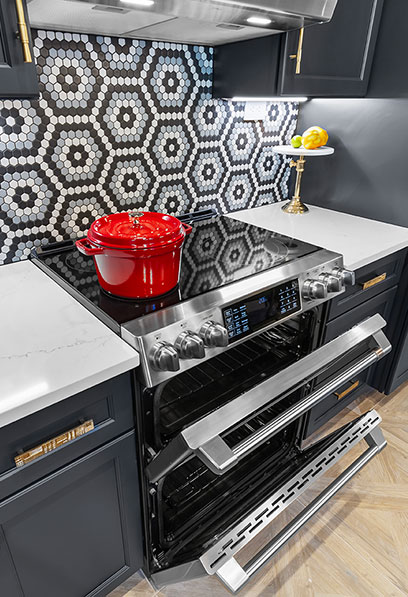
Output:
[[223, 279, 300, 342]]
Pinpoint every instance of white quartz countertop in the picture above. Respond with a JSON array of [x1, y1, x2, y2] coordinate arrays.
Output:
[[0, 260, 139, 429], [230, 203, 408, 270]]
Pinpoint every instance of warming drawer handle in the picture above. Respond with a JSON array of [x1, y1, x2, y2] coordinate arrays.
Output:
[[197, 330, 390, 475], [216, 435, 383, 593], [14, 420, 94, 467]]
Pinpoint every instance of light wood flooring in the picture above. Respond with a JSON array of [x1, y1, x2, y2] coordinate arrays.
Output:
[[109, 382, 408, 597]]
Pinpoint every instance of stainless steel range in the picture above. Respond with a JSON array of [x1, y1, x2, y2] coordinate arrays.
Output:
[[33, 211, 391, 593]]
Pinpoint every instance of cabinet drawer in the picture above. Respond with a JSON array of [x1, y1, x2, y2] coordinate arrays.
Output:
[[0, 372, 134, 501], [324, 285, 398, 343], [328, 250, 405, 321], [0, 431, 142, 597]]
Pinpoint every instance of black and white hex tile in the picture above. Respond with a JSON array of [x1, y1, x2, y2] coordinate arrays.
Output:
[[0, 30, 298, 264]]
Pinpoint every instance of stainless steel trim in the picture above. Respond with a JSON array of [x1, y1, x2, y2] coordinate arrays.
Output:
[[145, 314, 389, 482], [228, 331, 389, 463], [28, 0, 338, 46], [183, 314, 386, 450], [216, 426, 385, 592], [122, 249, 344, 386], [200, 410, 384, 577]]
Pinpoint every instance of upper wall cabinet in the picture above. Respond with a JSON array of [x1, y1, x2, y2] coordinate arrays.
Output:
[[0, 0, 38, 98], [213, 0, 384, 99]]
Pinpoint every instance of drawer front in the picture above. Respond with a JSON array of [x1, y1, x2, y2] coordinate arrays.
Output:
[[324, 285, 398, 343], [0, 372, 134, 501], [328, 250, 405, 321], [305, 371, 368, 437]]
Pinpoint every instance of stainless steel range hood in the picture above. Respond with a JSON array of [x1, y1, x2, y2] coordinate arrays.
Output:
[[27, 0, 338, 46]]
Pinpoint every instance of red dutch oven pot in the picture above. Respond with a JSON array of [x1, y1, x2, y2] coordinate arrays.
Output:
[[76, 211, 192, 299]]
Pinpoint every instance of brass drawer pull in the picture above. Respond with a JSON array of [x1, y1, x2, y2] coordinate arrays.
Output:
[[362, 272, 387, 290], [15, 0, 32, 63], [289, 27, 304, 74], [15, 420, 94, 467], [335, 380, 359, 400]]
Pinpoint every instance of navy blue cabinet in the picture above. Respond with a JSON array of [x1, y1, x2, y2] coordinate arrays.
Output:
[[0, 0, 38, 98], [213, 0, 384, 99], [0, 432, 142, 597], [304, 249, 408, 437], [280, 0, 383, 97]]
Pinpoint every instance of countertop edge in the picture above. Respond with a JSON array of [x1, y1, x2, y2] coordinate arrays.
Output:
[[0, 353, 139, 430]]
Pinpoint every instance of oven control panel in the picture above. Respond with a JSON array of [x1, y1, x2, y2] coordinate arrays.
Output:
[[222, 279, 300, 343], [122, 251, 352, 387]]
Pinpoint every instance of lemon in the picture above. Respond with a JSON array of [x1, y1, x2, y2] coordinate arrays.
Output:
[[291, 135, 302, 149]]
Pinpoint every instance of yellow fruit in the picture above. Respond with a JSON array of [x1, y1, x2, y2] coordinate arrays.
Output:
[[302, 126, 328, 150]]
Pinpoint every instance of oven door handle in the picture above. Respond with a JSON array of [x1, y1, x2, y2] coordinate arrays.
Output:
[[215, 423, 385, 593], [146, 314, 390, 483], [198, 329, 388, 474]]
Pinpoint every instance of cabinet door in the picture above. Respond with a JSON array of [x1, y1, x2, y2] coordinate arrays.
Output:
[[280, 0, 384, 97], [0, 0, 38, 98], [212, 35, 281, 99], [0, 431, 142, 597]]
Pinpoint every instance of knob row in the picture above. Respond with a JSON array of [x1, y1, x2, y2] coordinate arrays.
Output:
[[150, 321, 228, 371], [302, 267, 355, 301]]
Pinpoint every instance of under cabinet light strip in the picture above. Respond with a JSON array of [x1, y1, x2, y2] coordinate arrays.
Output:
[[228, 97, 308, 102], [119, 0, 154, 6]]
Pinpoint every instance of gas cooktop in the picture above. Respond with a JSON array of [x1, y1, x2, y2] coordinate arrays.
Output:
[[33, 213, 320, 332]]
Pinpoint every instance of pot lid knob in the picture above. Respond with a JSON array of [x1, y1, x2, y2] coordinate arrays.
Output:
[[128, 211, 144, 227]]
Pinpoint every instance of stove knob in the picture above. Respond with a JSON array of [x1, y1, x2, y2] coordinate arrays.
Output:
[[175, 331, 205, 359], [150, 341, 180, 372], [319, 272, 343, 293], [199, 321, 229, 348], [302, 279, 328, 300], [331, 267, 356, 286]]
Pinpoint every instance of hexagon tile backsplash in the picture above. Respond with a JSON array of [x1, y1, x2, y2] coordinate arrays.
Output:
[[0, 30, 298, 264]]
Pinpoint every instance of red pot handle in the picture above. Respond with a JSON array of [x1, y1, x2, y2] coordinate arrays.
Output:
[[76, 238, 104, 256], [182, 223, 193, 235]]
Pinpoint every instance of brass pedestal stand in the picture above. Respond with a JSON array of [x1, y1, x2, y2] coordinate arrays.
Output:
[[281, 155, 308, 214], [272, 145, 335, 215]]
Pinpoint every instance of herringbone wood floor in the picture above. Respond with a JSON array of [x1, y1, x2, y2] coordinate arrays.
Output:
[[109, 382, 408, 597]]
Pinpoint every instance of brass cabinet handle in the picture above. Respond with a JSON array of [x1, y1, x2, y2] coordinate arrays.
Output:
[[15, 0, 32, 63], [289, 27, 304, 75], [335, 380, 359, 400], [362, 272, 387, 291], [14, 420, 95, 467]]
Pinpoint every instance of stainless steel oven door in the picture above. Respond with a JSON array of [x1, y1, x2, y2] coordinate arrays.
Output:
[[146, 313, 390, 482], [151, 408, 386, 593]]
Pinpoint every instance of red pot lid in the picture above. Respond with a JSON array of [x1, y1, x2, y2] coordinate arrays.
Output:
[[87, 211, 185, 250]]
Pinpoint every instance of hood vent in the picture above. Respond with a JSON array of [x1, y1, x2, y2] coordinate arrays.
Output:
[[28, 0, 338, 46]]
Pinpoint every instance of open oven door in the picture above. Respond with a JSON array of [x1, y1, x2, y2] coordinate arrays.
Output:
[[146, 313, 390, 482], [151, 408, 386, 593]]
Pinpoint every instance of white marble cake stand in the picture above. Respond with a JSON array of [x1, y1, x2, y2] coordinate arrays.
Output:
[[273, 145, 335, 214]]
